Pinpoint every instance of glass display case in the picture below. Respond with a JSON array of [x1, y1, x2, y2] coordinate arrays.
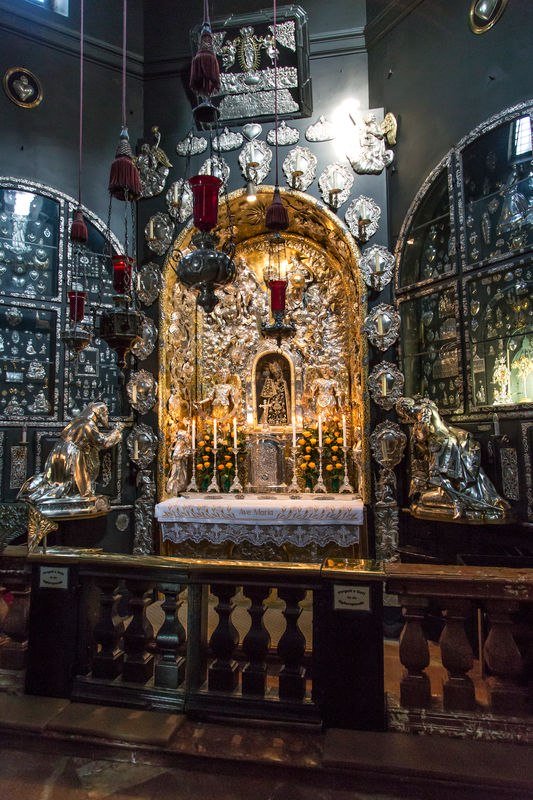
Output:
[[71, 220, 116, 308], [0, 303, 57, 418], [398, 168, 454, 289], [0, 188, 61, 299], [399, 284, 462, 413], [465, 265, 533, 408], [461, 114, 532, 267], [65, 337, 123, 418]]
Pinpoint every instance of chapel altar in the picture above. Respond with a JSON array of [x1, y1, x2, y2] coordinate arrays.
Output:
[[157, 189, 369, 562]]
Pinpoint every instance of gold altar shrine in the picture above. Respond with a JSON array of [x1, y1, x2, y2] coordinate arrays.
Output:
[[158, 187, 368, 559]]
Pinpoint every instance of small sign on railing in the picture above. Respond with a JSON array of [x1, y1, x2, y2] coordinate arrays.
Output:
[[39, 566, 69, 590], [333, 584, 371, 612]]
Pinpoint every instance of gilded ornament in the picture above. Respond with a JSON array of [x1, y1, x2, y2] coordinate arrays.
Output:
[[136, 126, 172, 199]]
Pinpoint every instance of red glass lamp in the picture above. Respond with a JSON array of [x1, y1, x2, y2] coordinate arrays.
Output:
[[189, 174, 221, 232], [112, 254, 134, 295], [68, 290, 86, 322]]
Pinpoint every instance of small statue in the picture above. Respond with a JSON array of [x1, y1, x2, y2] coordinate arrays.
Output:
[[307, 365, 344, 419], [166, 429, 191, 497], [396, 396, 511, 522], [18, 402, 124, 549], [258, 359, 290, 427], [136, 126, 172, 198], [196, 368, 241, 421], [348, 112, 395, 175]]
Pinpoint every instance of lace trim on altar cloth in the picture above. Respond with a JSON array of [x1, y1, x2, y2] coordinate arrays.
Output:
[[160, 521, 360, 547]]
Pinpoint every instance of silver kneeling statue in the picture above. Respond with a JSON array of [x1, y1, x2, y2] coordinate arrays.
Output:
[[396, 396, 511, 523], [18, 402, 124, 550]]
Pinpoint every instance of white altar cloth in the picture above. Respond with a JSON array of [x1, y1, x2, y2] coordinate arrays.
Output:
[[156, 494, 363, 549]]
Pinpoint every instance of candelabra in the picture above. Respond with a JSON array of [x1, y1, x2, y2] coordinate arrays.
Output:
[[229, 446, 243, 493], [207, 445, 220, 493], [313, 446, 327, 493], [339, 445, 354, 494], [186, 444, 199, 492], [288, 445, 300, 493]]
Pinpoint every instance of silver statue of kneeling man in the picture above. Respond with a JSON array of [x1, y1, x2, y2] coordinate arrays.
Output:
[[396, 396, 511, 523], [19, 402, 124, 550]]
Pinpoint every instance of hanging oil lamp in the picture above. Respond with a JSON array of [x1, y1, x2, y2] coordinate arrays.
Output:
[[261, 233, 295, 347], [190, 0, 221, 130]]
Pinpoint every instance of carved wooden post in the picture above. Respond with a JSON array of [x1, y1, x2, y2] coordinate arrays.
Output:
[[0, 571, 31, 670], [242, 584, 271, 697], [439, 599, 476, 712], [122, 580, 155, 683], [91, 579, 124, 679], [399, 596, 431, 708], [155, 582, 186, 689], [277, 587, 307, 701], [208, 583, 240, 692], [484, 599, 527, 716]]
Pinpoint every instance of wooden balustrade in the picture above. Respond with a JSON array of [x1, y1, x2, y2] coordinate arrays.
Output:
[[385, 563, 533, 724], [0, 546, 31, 672]]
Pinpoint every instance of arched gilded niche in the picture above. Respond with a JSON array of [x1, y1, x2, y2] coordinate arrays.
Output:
[[159, 186, 369, 501]]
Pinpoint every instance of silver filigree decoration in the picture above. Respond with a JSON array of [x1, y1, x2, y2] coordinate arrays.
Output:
[[126, 370, 158, 415], [318, 164, 354, 210], [500, 447, 519, 501], [9, 444, 28, 489], [363, 303, 401, 351], [219, 90, 298, 121], [213, 127, 243, 152], [134, 468, 155, 554], [269, 19, 296, 51], [137, 262, 162, 307], [127, 423, 158, 470], [131, 315, 158, 361], [242, 123, 262, 141], [360, 245, 395, 291], [282, 146, 317, 191], [267, 120, 300, 146], [368, 362, 405, 410], [238, 140, 272, 183], [305, 115, 335, 142], [345, 195, 381, 240], [199, 156, 230, 190], [370, 422, 407, 469], [136, 126, 172, 199], [175, 132, 207, 157], [166, 179, 193, 223], [145, 213, 174, 255]]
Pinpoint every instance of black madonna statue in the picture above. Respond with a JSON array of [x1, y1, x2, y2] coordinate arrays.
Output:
[[256, 354, 292, 427], [19, 402, 124, 528], [396, 396, 511, 523]]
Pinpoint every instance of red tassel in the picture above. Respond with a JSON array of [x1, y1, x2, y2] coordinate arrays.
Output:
[[189, 28, 220, 97], [109, 127, 142, 201], [70, 209, 88, 244], [265, 187, 289, 232]]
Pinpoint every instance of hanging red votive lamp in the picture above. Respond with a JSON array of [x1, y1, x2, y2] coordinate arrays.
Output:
[[68, 290, 86, 322], [269, 279, 287, 313], [189, 174, 221, 232], [112, 254, 134, 295]]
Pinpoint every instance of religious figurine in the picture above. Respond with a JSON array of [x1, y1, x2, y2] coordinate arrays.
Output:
[[306, 365, 344, 419], [258, 358, 291, 427], [348, 112, 395, 175], [396, 396, 511, 522], [136, 126, 172, 198], [166, 429, 191, 497], [196, 368, 241, 421], [18, 402, 124, 550]]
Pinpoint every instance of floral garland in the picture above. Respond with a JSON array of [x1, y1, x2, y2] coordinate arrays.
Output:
[[297, 419, 345, 492], [195, 423, 246, 492]]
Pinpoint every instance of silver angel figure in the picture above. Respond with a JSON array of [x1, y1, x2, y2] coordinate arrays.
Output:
[[307, 365, 344, 419], [196, 369, 242, 422], [396, 396, 511, 522], [166, 429, 191, 497]]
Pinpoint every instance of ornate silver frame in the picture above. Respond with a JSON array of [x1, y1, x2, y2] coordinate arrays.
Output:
[[145, 213, 174, 255], [370, 421, 406, 469], [368, 362, 404, 410], [282, 146, 317, 191], [126, 370, 158, 416], [345, 195, 381, 241], [238, 140, 272, 183], [166, 180, 193, 223], [318, 163, 354, 210], [363, 303, 401, 351], [360, 245, 395, 291]]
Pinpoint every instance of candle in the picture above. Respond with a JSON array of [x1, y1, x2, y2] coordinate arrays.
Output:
[[191, 417, 196, 450], [22, 425, 27, 444], [173, 182, 179, 205], [381, 374, 388, 396], [318, 414, 323, 448], [133, 440, 139, 460], [148, 219, 154, 239], [292, 415, 297, 448], [377, 314, 384, 336], [342, 414, 347, 448], [213, 418, 217, 449], [132, 384, 137, 404], [493, 412, 500, 436], [374, 251, 382, 273], [233, 417, 237, 450]]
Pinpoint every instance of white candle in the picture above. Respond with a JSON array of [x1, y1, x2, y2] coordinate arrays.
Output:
[[318, 414, 323, 448], [132, 384, 137, 404], [148, 219, 154, 239], [493, 413, 500, 436], [133, 440, 139, 460], [292, 415, 297, 448], [191, 417, 196, 450], [233, 417, 237, 450], [173, 183, 179, 205], [374, 251, 382, 273], [342, 414, 347, 448], [381, 374, 388, 396], [22, 425, 27, 443], [213, 418, 217, 449]]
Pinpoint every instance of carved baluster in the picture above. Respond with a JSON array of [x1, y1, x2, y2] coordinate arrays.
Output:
[[208, 583, 240, 692], [242, 585, 271, 697], [154, 582, 186, 689], [92, 579, 124, 679], [277, 587, 307, 701], [0, 572, 31, 671], [484, 599, 527, 716], [439, 599, 476, 712], [399, 596, 431, 708], [122, 580, 155, 684]]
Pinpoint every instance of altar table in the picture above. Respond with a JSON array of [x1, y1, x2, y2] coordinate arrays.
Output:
[[156, 493, 363, 549]]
